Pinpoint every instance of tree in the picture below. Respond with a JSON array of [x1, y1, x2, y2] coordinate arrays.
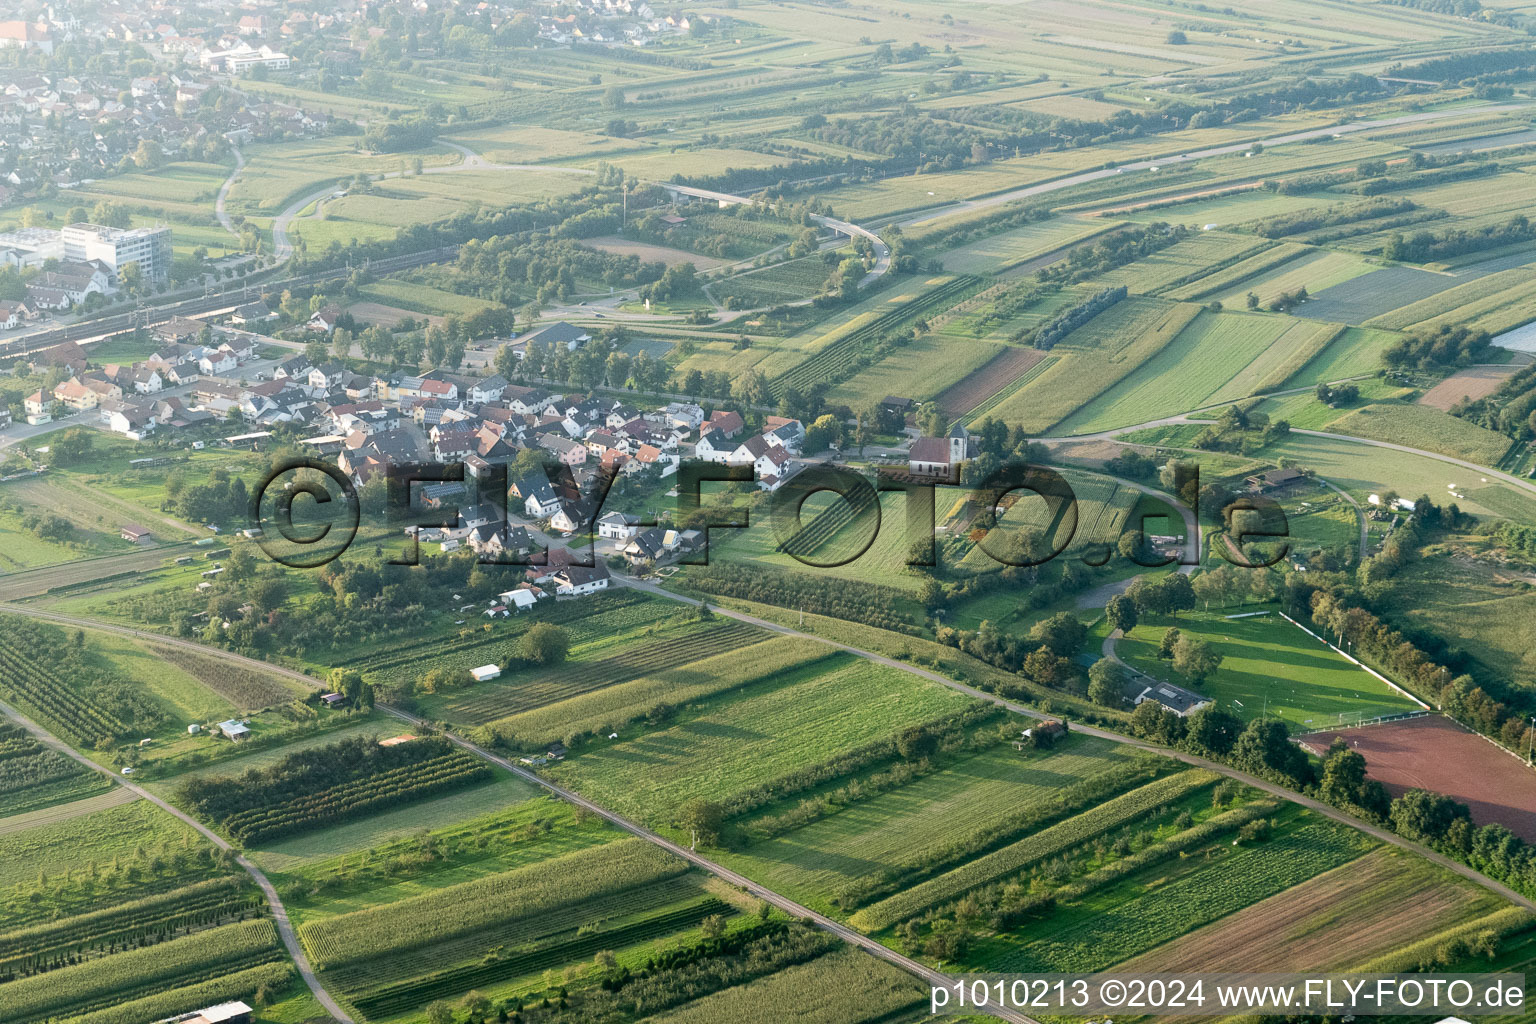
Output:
[[1320, 744, 1370, 808], [700, 913, 726, 938], [328, 668, 374, 710], [1172, 635, 1222, 685], [427, 1002, 454, 1024], [1105, 593, 1138, 636], [1166, 29, 1188, 44], [1390, 788, 1470, 843], [518, 623, 570, 666], [1161, 572, 1196, 618], [602, 85, 626, 109], [677, 798, 724, 848], [1027, 611, 1086, 657], [1088, 658, 1128, 707], [896, 725, 939, 760], [1183, 705, 1241, 755]]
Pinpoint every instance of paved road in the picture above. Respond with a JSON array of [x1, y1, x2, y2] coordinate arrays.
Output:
[[0, 696, 354, 1023], [216, 147, 246, 238], [900, 104, 1526, 229], [268, 144, 891, 292]]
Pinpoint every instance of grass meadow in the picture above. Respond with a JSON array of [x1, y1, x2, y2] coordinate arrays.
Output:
[[1114, 610, 1421, 729]]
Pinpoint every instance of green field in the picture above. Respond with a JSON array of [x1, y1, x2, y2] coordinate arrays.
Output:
[[717, 737, 1144, 914], [1114, 609, 1422, 729], [1055, 310, 1302, 433], [548, 654, 979, 822]]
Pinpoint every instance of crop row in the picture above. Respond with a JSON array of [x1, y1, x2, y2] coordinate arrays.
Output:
[[484, 640, 843, 750], [771, 275, 984, 398], [0, 876, 257, 977], [299, 838, 685, 968], [849, 769, 1220, 931], [991, 819, 1375, 972], [0, 919, 282, 1024], [0, 748, 80, 796], [219, 753, 492, 845], [776, 483, 877, 559], [0, 631, 126, 745], [350, 898, 729, 1017], [341, 591, 652, 673], [448, 621, 762, 724], [322, 874, 704, 992]]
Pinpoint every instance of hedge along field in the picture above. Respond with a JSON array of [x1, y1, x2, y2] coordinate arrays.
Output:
[[986, 298, 1202, 432], [546, 656, 981, 823], [481, 640, 842, 752], [1054, 310, 1297, 434], [714, 737, 1145, 915], [849, 769, 1219, 932], [1162, 241, 1306, 301], [977, 816, 1377, 973]]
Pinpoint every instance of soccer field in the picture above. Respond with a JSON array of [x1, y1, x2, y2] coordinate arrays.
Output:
[[1114, 610, 1422, 730]]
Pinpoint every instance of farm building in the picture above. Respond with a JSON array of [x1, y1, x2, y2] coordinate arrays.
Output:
[[120, 523, 152, 543], [320, 692, 347, 708], [471, 664, 502, 683], [1129, 680, 1212, 717], [157, 1001, 253, 1024], [216, 719, 250, 740]]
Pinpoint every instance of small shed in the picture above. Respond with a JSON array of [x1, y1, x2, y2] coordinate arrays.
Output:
[[320, 692, 347, 708], [121, 524, 152, 543], [471, 664, 502, 683], [187, 723, 201, 735], [217, 719, 250, 741]]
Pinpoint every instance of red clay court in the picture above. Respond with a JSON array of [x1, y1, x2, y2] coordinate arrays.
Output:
[[1298, 714, 1536, 842]]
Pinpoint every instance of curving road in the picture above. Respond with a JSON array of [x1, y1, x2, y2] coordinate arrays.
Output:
[[0, 695, 354, 1024], [215, 146, 246, 238], [899, 104, 1527, 230], [266, 142, 892, 291]]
